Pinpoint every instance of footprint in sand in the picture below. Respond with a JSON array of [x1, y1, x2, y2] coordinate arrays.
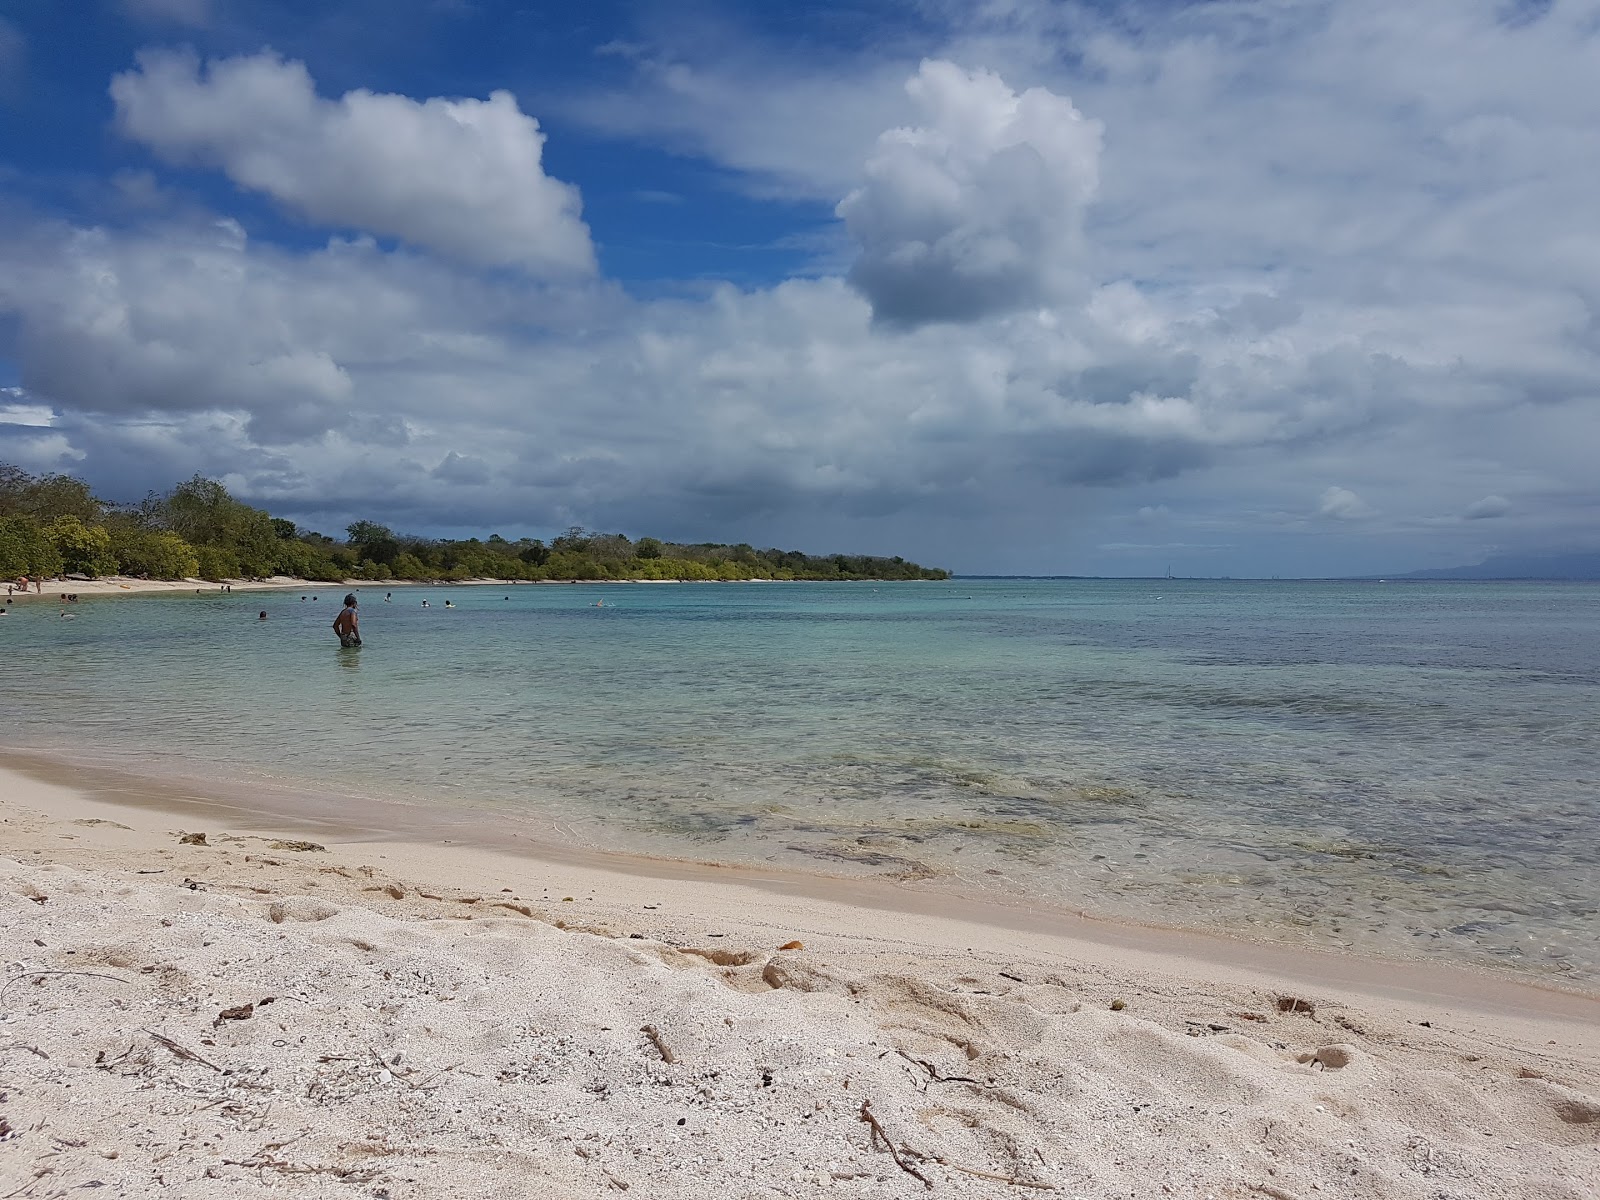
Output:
[[1297, 1044, 1358, 1071], [1532, 1080, 1600, 1126], [266, 898, 340, 924]]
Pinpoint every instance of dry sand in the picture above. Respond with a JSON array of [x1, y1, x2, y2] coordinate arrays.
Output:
[[3, 576, 314, 600], [1, 576, 716, 602], [0, 762, 1596, 1200], [1, 577, 509, 600]]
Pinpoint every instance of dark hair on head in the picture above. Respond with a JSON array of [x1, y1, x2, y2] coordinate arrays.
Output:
[[344, 594, 358, 605]]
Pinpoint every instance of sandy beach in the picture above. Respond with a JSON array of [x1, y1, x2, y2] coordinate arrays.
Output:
[[1, 576, 736, 602], [0, 758, 1595, 1199], [3, 576, 316, 600]]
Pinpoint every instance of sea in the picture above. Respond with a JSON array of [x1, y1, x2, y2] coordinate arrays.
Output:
[[3, 578, 1596, 984]]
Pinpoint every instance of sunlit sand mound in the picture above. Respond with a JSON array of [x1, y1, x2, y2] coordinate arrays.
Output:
[[2, 845, 1595, 1199]]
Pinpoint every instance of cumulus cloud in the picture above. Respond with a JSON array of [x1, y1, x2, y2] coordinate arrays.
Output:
[[4, 192, 1598, 572], [111, 50, 595, 277], [6, 3, 1600, 574], [1318, 486, 1377, 521], [1, 220, 365, 441], [837, 60, 1101, 324], [1463, 494, 1511, 519]]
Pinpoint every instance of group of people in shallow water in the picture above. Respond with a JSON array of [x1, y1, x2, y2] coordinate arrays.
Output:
[[3, 584, 595, 629], [0, 586, 79, 616]]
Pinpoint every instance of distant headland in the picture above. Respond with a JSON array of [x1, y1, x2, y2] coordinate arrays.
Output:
[[0, 463, 948, 584]]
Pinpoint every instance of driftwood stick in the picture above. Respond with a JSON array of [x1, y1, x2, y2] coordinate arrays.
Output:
[[0, 970, 130, 1005], [936, 1157, 1057, 1189], [894, 1048, 980, 1085], [858, 1099, 932, 1189], [143, 1028, 221, 1072], [640, 1024, 677, 1064]]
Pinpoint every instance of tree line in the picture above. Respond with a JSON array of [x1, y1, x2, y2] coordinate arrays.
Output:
[[0, 463, 949, 583]]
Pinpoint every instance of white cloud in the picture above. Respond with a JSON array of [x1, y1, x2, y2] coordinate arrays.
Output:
[[5, 5, 1600, 574], [111, 50, 595, 277], [4, 197, 1597, 572], [570, 39, 909, 201], [838, 61, 1101, 324], [1463, 494, 1511, 519], [1318, 486, 1377, 521]]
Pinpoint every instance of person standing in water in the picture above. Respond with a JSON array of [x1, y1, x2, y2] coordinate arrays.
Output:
[[333, 593, 362, 647]]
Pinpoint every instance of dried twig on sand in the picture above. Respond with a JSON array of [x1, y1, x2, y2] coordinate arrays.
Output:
[[893, 1048, 980, 1086], [220, 1155, 380, 1182], [0, 969, 130, 1007], [640, 1024, 676, 1064], [858, 1099, 932, 1189], [143, 1028, 222, 1072], [936, 1157, 1056, 1190]]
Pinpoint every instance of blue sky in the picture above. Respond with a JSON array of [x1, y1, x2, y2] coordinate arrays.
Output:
[[2, 0, 1598, 576]]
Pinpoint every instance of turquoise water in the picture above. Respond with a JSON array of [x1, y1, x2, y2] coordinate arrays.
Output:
[[3, 579, 1597, 982]]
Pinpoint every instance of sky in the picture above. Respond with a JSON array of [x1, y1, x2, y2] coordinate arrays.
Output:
[[1, 0, 1597, 577]]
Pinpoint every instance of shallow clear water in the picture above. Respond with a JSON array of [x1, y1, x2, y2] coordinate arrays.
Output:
[[3, 579, 1597, 982]]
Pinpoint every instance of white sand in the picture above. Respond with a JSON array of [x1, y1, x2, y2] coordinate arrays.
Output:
[[1, 762, 1596, 1199], [2, 576, 739, 602], [4, 575, 314, 600]]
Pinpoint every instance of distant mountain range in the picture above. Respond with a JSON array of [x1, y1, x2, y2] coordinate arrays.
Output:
[[1390, 551, 1600, 581]]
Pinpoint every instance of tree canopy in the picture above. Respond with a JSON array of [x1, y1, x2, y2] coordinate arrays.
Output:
[[0, 462, 949, 583]]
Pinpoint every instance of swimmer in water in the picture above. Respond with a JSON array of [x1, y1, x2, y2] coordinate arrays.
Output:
[[444, 600, 455, 608], [259, 610, 268, 620], [333, 594, 362, 646]]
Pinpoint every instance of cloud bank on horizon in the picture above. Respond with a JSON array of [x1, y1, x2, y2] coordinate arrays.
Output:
[[1, 0, 1597, 577]]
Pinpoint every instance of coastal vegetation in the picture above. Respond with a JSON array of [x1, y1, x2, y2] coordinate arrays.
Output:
[[0, 462, 948, 583]]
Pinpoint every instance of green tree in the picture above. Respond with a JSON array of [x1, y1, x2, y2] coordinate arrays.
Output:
[[46, 515, 117, 577], [346, 520, 400, 566], [551, 526, 592, 554], [0, 516, 65, 579], [588, 533, 634, 564], [195, 545, 241, 582], [152, 476, 279, 576], [113, 529, 201, 579], [390, 551, 433, 580], [272, 537, 341, 582], [0, 466, 102, 522]]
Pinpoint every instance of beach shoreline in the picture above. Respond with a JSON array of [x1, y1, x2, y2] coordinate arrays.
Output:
[[2, 750, 1595, 1020], [2, 575, 815, 601], [2, 758, 1597, 1197]]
